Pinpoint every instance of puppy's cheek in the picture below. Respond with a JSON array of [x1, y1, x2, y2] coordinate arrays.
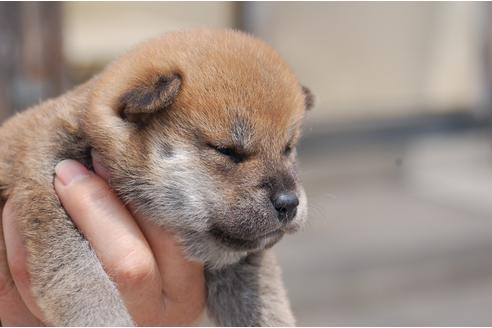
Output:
[[164, 174, 214, 231], [147, 145, 218, 231]]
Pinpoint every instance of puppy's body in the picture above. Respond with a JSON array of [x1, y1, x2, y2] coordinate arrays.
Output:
[[0, 29, 310, 326]]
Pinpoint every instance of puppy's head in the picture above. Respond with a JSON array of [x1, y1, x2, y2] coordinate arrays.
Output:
[[88, 29, 313, 267]]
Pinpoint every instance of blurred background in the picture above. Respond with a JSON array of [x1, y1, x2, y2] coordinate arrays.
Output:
[[2, 2, 492, 325]]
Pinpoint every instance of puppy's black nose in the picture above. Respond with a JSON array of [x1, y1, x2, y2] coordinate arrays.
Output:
[[272, 191, 299, 223]]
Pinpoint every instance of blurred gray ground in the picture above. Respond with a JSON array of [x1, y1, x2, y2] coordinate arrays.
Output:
[[275, 129, 492, 326]]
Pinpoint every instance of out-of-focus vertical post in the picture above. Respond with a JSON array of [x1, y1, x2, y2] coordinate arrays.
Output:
[[485, 3, 492, 157], [231, 2, 272, 42], [484, 3, 492, 120], [0, 2, 64, 123], [0, 3, 20, 122]]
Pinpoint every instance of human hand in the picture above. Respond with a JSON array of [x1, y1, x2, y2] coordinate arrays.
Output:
[[0, 154, 206, 326]]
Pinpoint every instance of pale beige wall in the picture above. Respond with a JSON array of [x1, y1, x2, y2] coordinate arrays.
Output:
[[62, 2, 235, 63], [62, 2, 487, 125], [252, 2, 486, 124]]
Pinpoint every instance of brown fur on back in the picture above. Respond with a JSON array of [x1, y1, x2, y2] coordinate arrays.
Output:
[[0, 82, 92, 199]]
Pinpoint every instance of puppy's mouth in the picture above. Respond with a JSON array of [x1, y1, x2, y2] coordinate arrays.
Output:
[[210, 227, 285, 251]]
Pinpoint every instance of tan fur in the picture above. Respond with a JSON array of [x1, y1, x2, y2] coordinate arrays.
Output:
[[0, 29, 310, 326]]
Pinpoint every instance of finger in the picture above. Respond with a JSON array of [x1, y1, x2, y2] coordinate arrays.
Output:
[[1, 200, 45, 325], [54, 159, 162, 325], [136, 218, 206, 325], [92, 153, 206, 325]]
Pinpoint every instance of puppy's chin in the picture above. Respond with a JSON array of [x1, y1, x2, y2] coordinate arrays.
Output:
[[175, 208, 306, 269], [210, 226, 285, 251]]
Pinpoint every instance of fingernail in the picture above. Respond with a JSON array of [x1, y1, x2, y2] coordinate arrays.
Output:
[[55, 159, 90, 186]]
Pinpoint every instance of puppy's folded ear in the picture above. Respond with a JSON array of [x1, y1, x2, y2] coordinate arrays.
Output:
[[119, 74, 182, 122], [302, 86, 315, 111]]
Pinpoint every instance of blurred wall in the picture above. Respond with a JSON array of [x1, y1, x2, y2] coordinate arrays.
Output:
[[248, 2, 487, 125], [0, 2, 64, 117], [59, 2, 488, 129], [62, 2, 235, 64]]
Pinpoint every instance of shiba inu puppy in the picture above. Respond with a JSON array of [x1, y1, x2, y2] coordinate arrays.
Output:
[[0, 29, 313, 326]]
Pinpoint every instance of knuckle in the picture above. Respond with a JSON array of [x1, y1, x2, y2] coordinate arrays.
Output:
[[113, 254, 155, 287]]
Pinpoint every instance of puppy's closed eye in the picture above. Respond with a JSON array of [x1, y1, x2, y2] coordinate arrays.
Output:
[[208, 143, 245, 163]]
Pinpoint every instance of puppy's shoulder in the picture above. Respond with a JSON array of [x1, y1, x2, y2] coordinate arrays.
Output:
[[0, 80, 94, 194]]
